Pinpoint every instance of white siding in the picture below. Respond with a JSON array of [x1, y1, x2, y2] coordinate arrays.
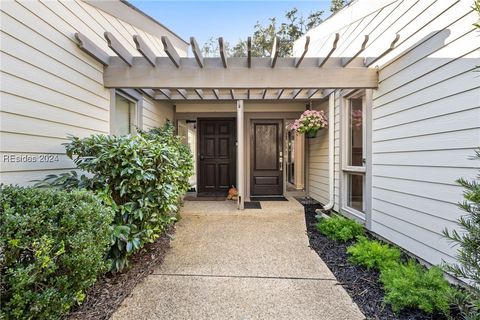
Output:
[[371, 0, 480, 266], [0, 0, 177, 185], [143, 99, 174, 130], [308, 100, 330, 205], [297, 0, 480, 268]]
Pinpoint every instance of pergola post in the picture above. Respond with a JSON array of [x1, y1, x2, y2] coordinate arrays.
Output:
[[237, 100, 245, 210]]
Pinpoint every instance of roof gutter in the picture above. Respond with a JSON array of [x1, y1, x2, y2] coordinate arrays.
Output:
[[322, 92, 336, 211]]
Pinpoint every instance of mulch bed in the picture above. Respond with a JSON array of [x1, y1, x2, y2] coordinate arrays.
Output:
[[303, 203, 443, 320], [67, 226, 175, 320]]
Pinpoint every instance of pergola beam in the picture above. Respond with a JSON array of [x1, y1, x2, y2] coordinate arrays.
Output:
[[190, 37, 204, 68], [161, 36, 181, 68], [133, 35, 156, 67], [139, 88, 155, 99], [307, 89, 319, 99], [271, 36, 280, 68], [364, 33, 400, 67], [262, 89, 267, 99], [219, 37, 228, 68], [295, 36, 310, 68], [292, 89, 302, 99], [104, 57, 378, 89], [342, 35, 369, 67], [194, 89, 204, 99], [212, 89, 219, 99], [74, 32, 110, 66], [318, 33, 339, 68], [177, 89, 188, 99], [104, 32, 133, 66], [277, 89, 284, 99]]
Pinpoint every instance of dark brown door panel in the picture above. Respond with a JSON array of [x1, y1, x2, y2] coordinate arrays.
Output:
[[198, 119, 236, 196], [251, 120, 283, 196]]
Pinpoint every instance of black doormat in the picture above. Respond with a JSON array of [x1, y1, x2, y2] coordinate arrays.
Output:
[[244, 201, 262, 209], [250, 196, 288, 202]]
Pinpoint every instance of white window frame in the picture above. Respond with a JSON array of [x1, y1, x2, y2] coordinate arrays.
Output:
[[340, 89, 372, 225], [110, 89, 143, 135]]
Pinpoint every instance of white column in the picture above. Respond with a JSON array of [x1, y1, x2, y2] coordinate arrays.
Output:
[[237, 100, 245, 210]]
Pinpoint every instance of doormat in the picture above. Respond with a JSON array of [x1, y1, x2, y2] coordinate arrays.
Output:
[[244, 201, 262, 209], [184, 196, 226, 201], [250, 196, 288, 202]]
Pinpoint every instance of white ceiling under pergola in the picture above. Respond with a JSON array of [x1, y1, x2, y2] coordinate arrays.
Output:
[[75, 31, 399, 101]]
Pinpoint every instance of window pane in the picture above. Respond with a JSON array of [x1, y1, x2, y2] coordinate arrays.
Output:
[[115, 94, 136, 135], [347, 98, 363, 166], [178, 120, 197, 191], [347, 173, 364, 212]]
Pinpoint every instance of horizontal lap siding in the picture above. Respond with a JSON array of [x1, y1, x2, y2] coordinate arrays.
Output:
[[143, 99, 174, 130], [308, 100, 336, 207], [0, 0, 174, 185], [371, 0, 480, 266]]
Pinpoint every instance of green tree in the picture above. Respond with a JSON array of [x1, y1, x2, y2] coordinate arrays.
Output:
[[330, 0, 347, 14], [201, 7, 323, 58], [443, 149, 480, 318]]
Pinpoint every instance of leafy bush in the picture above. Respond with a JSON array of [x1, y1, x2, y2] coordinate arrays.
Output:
[[347, 236, 401, 271], [380, 260, 453, 314], [0, 185, 114, 320], [315, 214, 364, 242], [63, 123, 193, 271], [443, 149, 480, 317], [34, 170, 96, 191]]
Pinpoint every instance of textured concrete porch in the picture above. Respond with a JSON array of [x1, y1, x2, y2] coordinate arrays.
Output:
[[112, 198, 364, 320]]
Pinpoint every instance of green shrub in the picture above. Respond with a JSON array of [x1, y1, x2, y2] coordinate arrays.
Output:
[[315, 214, 364, 242], [380, 260, 453, 315], [63, 122, 194, 271], [347, 237, 401, 271], [0, 185, 114, 320], [443, 149, 480, 317]]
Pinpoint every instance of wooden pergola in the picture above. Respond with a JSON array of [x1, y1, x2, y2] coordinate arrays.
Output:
[[74, 32, 399, 101], [74, 31, 400, 209]]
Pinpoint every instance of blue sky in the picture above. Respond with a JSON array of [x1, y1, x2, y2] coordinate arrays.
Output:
[[129, 1, 332, 46]]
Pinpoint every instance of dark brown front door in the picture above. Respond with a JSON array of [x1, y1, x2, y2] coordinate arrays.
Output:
[[198, 119, 236, 196], [251, 119, 283, 196]]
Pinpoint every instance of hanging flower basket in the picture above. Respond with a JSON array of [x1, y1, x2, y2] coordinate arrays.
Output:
[[305, 130, 319, 139], [289, 110, 328, 138]]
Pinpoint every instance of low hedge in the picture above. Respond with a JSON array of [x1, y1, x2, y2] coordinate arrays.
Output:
[[0, 185, 114, 319], [347, 236, 401, 271], [315, 214, 365, 242]]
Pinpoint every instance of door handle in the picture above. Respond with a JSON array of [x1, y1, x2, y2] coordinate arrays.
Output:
[[279, 151, 283, 171], [200, 154, 205, 161]]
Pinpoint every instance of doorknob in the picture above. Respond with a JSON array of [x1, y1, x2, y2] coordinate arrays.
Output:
[[200, 154, 205, 160]]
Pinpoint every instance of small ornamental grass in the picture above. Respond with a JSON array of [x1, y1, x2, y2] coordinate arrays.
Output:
[[380, 261, 453, 315], [0, 185, 114, 320], [315, 214, 364, 242], [347, 236, 401, 271]]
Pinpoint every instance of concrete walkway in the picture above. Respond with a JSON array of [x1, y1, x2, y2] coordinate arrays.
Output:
[[112, 198, 364, 320]]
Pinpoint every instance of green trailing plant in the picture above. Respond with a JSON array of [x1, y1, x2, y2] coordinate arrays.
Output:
[[315, 214, 364, 242], [347, 236, 401, 271], [380, 260, 453, 315], [443, 149, 480, 318], [0, 185, 114, 320], [61, 122, 194, 271]]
